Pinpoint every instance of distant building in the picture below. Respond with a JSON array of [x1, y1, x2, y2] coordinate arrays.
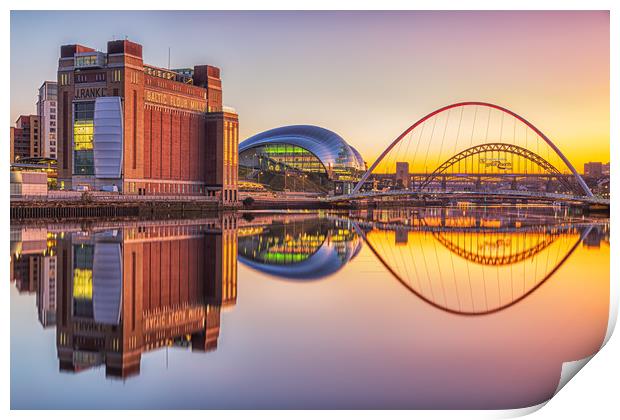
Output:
[[11, 115, 41, 161], [584, 162, 604, 177], [10, 157, 58, 189], [602, 162, 610, 176], [238, 125, 365, 195], [37, 81, 59, 159], [10, 127, 15, 163], [56, 38, 238, 204], [10, 171, 48, 197], [395, 161, 410, 188]]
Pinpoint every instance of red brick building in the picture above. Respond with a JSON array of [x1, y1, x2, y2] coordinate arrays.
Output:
[[57, 39, 238, 204], [11, 115, 41, 162], [54, 217, 238, 378]]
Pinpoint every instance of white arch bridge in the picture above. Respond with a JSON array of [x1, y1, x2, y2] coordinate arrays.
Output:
[[326, 102, 609, 207]]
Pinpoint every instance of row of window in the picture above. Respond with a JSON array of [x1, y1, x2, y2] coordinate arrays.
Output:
[[127, 182, 213, 195], [60, 73, 70, 85]]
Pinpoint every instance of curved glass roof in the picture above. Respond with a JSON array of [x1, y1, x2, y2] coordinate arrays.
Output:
[[239, 125, 365, 172]]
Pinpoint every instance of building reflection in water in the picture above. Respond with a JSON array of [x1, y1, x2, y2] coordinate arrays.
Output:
[[237, 214, 362, 280], [9, 207, 609, 398], [11, 215, 238, 379], [10, 227, 58, 327]]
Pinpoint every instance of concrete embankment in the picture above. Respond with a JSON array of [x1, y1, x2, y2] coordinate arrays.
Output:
[[11, 197, 222, 220], [10, 193, 338, 220]]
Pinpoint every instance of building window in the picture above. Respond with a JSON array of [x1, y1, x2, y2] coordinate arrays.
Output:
[[60, 73, 69, 86], [113, 69, 122, 82], [73, 101, 95, 175], [75, 55, 100, 68]]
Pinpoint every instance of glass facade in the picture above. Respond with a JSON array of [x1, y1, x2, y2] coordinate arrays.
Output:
[[238, 221, 327, 265], [242, 143, 327, 174], [239, 143, 332, 192], [73, 102, 95, 175]]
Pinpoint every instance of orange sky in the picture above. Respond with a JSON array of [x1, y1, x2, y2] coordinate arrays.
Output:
[[11, 11, 609, 170]]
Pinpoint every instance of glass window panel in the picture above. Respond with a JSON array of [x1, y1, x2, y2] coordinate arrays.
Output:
[[73, 101, 95, 175]]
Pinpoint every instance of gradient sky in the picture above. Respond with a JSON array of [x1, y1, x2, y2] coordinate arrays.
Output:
[[10, 11, 609, 169]]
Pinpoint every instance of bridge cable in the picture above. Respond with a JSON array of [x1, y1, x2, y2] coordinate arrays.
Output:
[[421, 114, 438, 177], [512, 116, 517, 174], [463, 231, 475, 310], [390, 123, 407, 176], [524, 123, 529, 175], [404, 222, 423, 291], [393, 228, 414, 292], [418, 229, 436, 303], [469, 105, 478, 148], [401, 128, 415, 187], [452, 106, 465, 158], [480, 226, 489, 312], [484, 107, 492, 146], [499, 112, 505, 181], [409, 122, 426, 189], [431, 228, 449, 308], [410, 120, 427, 190], [447, 230, 462, 311], [434, 109, 451, 181]]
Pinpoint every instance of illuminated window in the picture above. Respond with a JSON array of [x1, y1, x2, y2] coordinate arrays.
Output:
[[73, 268, 93, 299], [73, 101, 95, 175], [72, 244, 94, 318]]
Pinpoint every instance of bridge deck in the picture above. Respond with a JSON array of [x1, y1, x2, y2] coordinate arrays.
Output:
[[325, 189, 610, 206]]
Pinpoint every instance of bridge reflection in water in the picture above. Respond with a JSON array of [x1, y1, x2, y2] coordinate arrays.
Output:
[[237, 207, 605, 317], [352, 207, 597, 315], [9, 208, 610, 408]]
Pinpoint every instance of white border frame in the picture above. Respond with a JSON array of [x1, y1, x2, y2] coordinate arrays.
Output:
[[3, 2, 617, 419]]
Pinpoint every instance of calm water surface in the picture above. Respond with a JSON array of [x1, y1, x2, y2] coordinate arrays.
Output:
[[10, 206, 610, 409]]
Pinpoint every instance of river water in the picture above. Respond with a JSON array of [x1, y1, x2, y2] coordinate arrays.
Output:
[[10, 205, 610, 409]]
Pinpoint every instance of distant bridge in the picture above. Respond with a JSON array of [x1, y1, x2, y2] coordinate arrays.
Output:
[[343, 102, 608, 206], [326, 189, 609, 206]]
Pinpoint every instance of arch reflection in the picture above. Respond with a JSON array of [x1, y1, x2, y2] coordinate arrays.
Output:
[[353, 207, 602, 315]]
